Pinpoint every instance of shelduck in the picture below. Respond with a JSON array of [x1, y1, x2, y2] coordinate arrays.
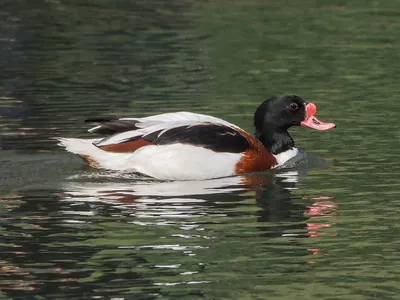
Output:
[[58, 95, 335, 180]]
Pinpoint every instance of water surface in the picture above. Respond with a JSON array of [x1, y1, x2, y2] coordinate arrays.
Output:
[[1, 1, 400, 299]]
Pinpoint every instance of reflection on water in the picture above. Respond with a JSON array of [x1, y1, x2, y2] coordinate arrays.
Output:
[[0, 167, 338, 298]]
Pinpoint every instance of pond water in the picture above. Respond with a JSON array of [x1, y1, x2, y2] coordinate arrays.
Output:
[[1, 1, 400, 299]]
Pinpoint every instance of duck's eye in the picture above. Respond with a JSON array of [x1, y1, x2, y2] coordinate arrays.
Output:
[[289, 103, 299, 111]]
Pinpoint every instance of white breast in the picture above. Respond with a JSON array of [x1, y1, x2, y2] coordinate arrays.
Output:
[[273, 148, 299, 166]]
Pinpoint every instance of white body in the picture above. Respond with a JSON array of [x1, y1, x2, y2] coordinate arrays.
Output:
[[58, 112, 298, 180]]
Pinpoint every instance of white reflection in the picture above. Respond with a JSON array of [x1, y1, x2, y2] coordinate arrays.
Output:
[[62, 170, 299, 201], [64, 175, 245, 200], [60, 170, 301, 227]]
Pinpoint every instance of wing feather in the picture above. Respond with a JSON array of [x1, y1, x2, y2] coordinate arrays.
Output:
[[88, 112, 249, 153], [95, 122, 251, 154], [87, 112, 238, 137]]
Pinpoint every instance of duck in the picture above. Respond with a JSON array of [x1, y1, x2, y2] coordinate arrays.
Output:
[[57, 95, 335, 180]]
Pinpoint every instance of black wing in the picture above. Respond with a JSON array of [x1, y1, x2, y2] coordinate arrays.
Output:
[[98, 123, 252, 154], [140, 123, 250, 153]]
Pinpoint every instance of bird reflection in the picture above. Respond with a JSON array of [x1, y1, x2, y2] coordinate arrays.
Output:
[[0, 166, 337, 298], [60, 167, 331, 236]]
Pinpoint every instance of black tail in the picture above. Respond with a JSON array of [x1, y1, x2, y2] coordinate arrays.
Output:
[[85, 116, 119, 123], [86, 117, 140, 136]]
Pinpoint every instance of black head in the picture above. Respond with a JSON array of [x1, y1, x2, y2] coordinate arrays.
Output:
[[253, 95, 306, 154], [254, 95, 307, 133], [253, 94, 336, 155]]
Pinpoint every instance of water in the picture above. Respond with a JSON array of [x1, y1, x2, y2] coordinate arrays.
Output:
[[1, 0, 400, 299]]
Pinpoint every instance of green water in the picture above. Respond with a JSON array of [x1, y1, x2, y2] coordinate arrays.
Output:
[[1, 1, 400, 299]]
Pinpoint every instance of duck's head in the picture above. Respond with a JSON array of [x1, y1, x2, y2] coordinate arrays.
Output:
[[254, 95, 336, 154]]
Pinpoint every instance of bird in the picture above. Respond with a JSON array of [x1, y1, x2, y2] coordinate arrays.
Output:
[[57, 95, 335, 180]]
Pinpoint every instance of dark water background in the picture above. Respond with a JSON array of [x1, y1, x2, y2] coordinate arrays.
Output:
[[1, 1, 400, 299]]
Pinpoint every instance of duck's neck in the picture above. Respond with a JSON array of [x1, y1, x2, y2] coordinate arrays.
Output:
[[255, 127, 295, 155]]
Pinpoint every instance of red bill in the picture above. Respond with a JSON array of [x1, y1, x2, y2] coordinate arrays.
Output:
[[301, 103, 336, 130]]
